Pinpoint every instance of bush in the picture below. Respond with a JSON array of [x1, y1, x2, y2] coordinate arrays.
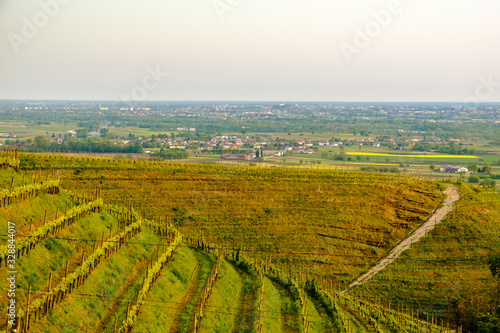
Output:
[[481, 178, 496, 188], [151, 148, 188, 160]]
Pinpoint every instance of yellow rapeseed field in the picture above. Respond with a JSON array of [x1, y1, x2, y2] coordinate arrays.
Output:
[[345, 152, 478, 158]]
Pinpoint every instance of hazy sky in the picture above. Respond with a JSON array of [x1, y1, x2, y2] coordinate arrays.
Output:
[[1, 0, 499, 102]]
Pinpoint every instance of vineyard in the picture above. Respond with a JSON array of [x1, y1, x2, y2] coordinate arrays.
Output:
[[57, 154, 443, 284], [357, 184, 500, 331], [0, 150, 498, 332]]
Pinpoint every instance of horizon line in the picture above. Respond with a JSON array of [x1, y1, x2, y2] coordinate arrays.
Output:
[[1, 99, 500, 104]]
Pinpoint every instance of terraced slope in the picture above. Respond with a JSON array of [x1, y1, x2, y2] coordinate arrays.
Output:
[[358, 183, 500, 329], [1, 152, 480, 332], [53, 157, 443, 285]]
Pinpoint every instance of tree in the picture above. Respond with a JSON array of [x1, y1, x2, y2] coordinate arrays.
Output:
[[484, 162, 492, 175], [76, 129, 88, 138], [100, 128, 109, 137], [256, 150, 260, 158], [468, 175, 480, 184], [430, 164, 435, 171], [152, 148, 188, 159], [480, 178, 496, 188], [34, 136, 51, 149], [468, 164, 478, 173]]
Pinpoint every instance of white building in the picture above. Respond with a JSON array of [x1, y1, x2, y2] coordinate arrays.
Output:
[[439, 165, 468, 173]]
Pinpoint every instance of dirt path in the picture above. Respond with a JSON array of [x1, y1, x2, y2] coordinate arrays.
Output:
[[347, 184, 460, 289]]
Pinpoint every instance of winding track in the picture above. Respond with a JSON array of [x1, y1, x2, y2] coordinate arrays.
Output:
[[347, 184, 460, 290]]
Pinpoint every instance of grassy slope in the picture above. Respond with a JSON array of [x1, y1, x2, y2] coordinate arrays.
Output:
[[29, 229, 161, 333], [173, 249, 215, 333], [231, 262, 260, 333], [359, 183, 500, 322], [0, 189, 72, 236], [267, 279, 301, 333], [261, 277, 285, 333], [306, 295, 328, 333], [199, 259, 244, 333], [4, 155, 467, 332], [0, 210, 118, 309], [131, 244, 198, 333], [0, 169, 33, 189], [305, 293, 343, 333], [60, 162, 441, 285]]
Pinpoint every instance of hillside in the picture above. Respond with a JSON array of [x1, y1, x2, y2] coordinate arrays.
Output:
[[357, 183, 500, 331], [1, 151, 497, 332], [56, 155, 443, 285]]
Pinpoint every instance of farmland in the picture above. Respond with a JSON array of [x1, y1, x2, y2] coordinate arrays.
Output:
[[1, 101, 500, 186], [0, 149, 499, 332]]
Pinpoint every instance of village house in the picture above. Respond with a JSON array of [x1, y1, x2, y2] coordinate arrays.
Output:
[[221, 154, 252, 161], [439, 165, 469, 173]]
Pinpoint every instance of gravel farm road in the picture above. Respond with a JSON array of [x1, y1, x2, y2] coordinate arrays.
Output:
[[347, 184, 460, 290]]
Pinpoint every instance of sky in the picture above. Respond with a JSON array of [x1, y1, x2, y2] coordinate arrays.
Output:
[[0, 0, 499, 102]]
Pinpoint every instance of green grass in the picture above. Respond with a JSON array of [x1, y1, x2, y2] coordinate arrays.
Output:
[[176, 249, 215, 333], [0, 210, 119, 306], [0, 122, 79, 139], [29, 229, 162, 333], [306, 294, 329, 333], [267, 278, 301, 333], [261, 277, 286, 332], [230, 261, 259, 333], [0, 169, 33, 189], [199, 259, 244, 333], [0, 190, 72, 235], [103, 125, 166, 138], [131, 244, 199, 333]]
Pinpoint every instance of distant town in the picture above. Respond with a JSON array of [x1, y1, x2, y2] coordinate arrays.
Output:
[[0, 100, 498, 186]]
